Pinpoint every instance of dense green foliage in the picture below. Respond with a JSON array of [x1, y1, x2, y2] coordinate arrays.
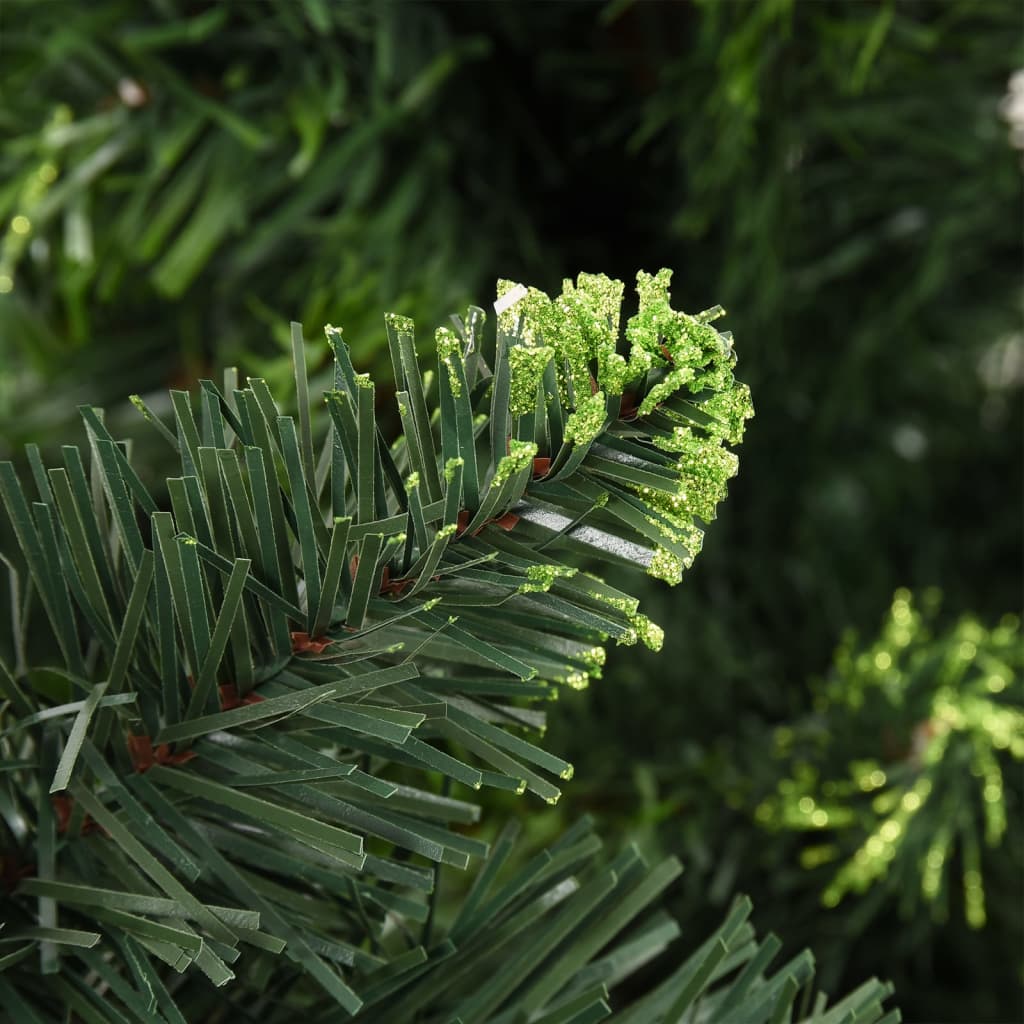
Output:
[[1, 0, 1020, 1020], [0, 280, 897, 1021]]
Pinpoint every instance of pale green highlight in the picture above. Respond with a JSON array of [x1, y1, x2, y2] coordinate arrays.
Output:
[[756, 591, 1021, 929], [508, 345, 554, 417], [385, 312, 415, 334], [493, 440, 538, 486], [518, 563, 578, 595], [435, 327, 463, 397], [563, 391, 606, 447]]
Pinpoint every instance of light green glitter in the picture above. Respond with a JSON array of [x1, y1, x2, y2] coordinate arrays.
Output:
[[435, 327, 463, 397], [564, 391, 607, 447], [492, 440, 538, 485], [700, 382, 755, 444], [492, 269, 746, 423], [355, 373, 373, 391], [638, 366, 697, 416], [651, 425, 698, 454], [592, 591, 640, 617], [508, 344, 554, 417], [496, 279, 527, 333], [633, 614, 664, 652], [618, 627, 638, 647], [639, 510, 703, 570], [444, 457, 463, 483], [385, 312, 415, 334], [649, 547, 683, 585], [690, 359, 734, 395], [626, 269, 682, 360], [498, 280, 584, 401], [615, 612, 663, 651], [518, 563, 578, 594], [679, 439, 738, 522], [645, 429, 738, 522], [561, 272, 623, 357], [405, 472, 420, 493], [679, 522, 704, 565], [486, 269, 750, 590], [568, 644, 604, 682], [598, 351, 632, 396]]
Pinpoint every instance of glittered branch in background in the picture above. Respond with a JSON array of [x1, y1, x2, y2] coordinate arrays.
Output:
[[757, 589, 1022, 929]]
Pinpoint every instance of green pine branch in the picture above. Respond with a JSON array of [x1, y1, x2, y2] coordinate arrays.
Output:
[[0, 271, 896, 1021]]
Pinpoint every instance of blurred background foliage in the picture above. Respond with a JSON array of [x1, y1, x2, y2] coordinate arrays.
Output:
[[1, 0, 1021, 1020]]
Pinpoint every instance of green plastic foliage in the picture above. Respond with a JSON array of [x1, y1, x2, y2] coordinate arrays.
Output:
[[757, 590, 1022, 928], [0, 276, 893, 1022]]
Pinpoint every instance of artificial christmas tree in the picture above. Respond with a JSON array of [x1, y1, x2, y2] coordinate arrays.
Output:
[[0, 272, 896, 1021]]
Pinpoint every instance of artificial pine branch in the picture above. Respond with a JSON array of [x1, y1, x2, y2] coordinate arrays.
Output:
[[0, 271, 895, 1021], [757, 589, 1022, 929]]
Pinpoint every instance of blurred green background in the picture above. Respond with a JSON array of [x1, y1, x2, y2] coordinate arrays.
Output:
[[1, 1, 1021, 1020]]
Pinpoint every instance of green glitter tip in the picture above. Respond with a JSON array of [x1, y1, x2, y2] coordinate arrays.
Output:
[[633, 614, 664, 652], [564, 391, 607, 447], [489, 268, 746, 423], [508, 344, 554, 417], [518, 563, 578, 595], [493, 440, 538, 485], [648, 547, 683, 586], [435, 327, 464, 396], [385, 312, 415, 334], [444, 457, 464, 483]]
